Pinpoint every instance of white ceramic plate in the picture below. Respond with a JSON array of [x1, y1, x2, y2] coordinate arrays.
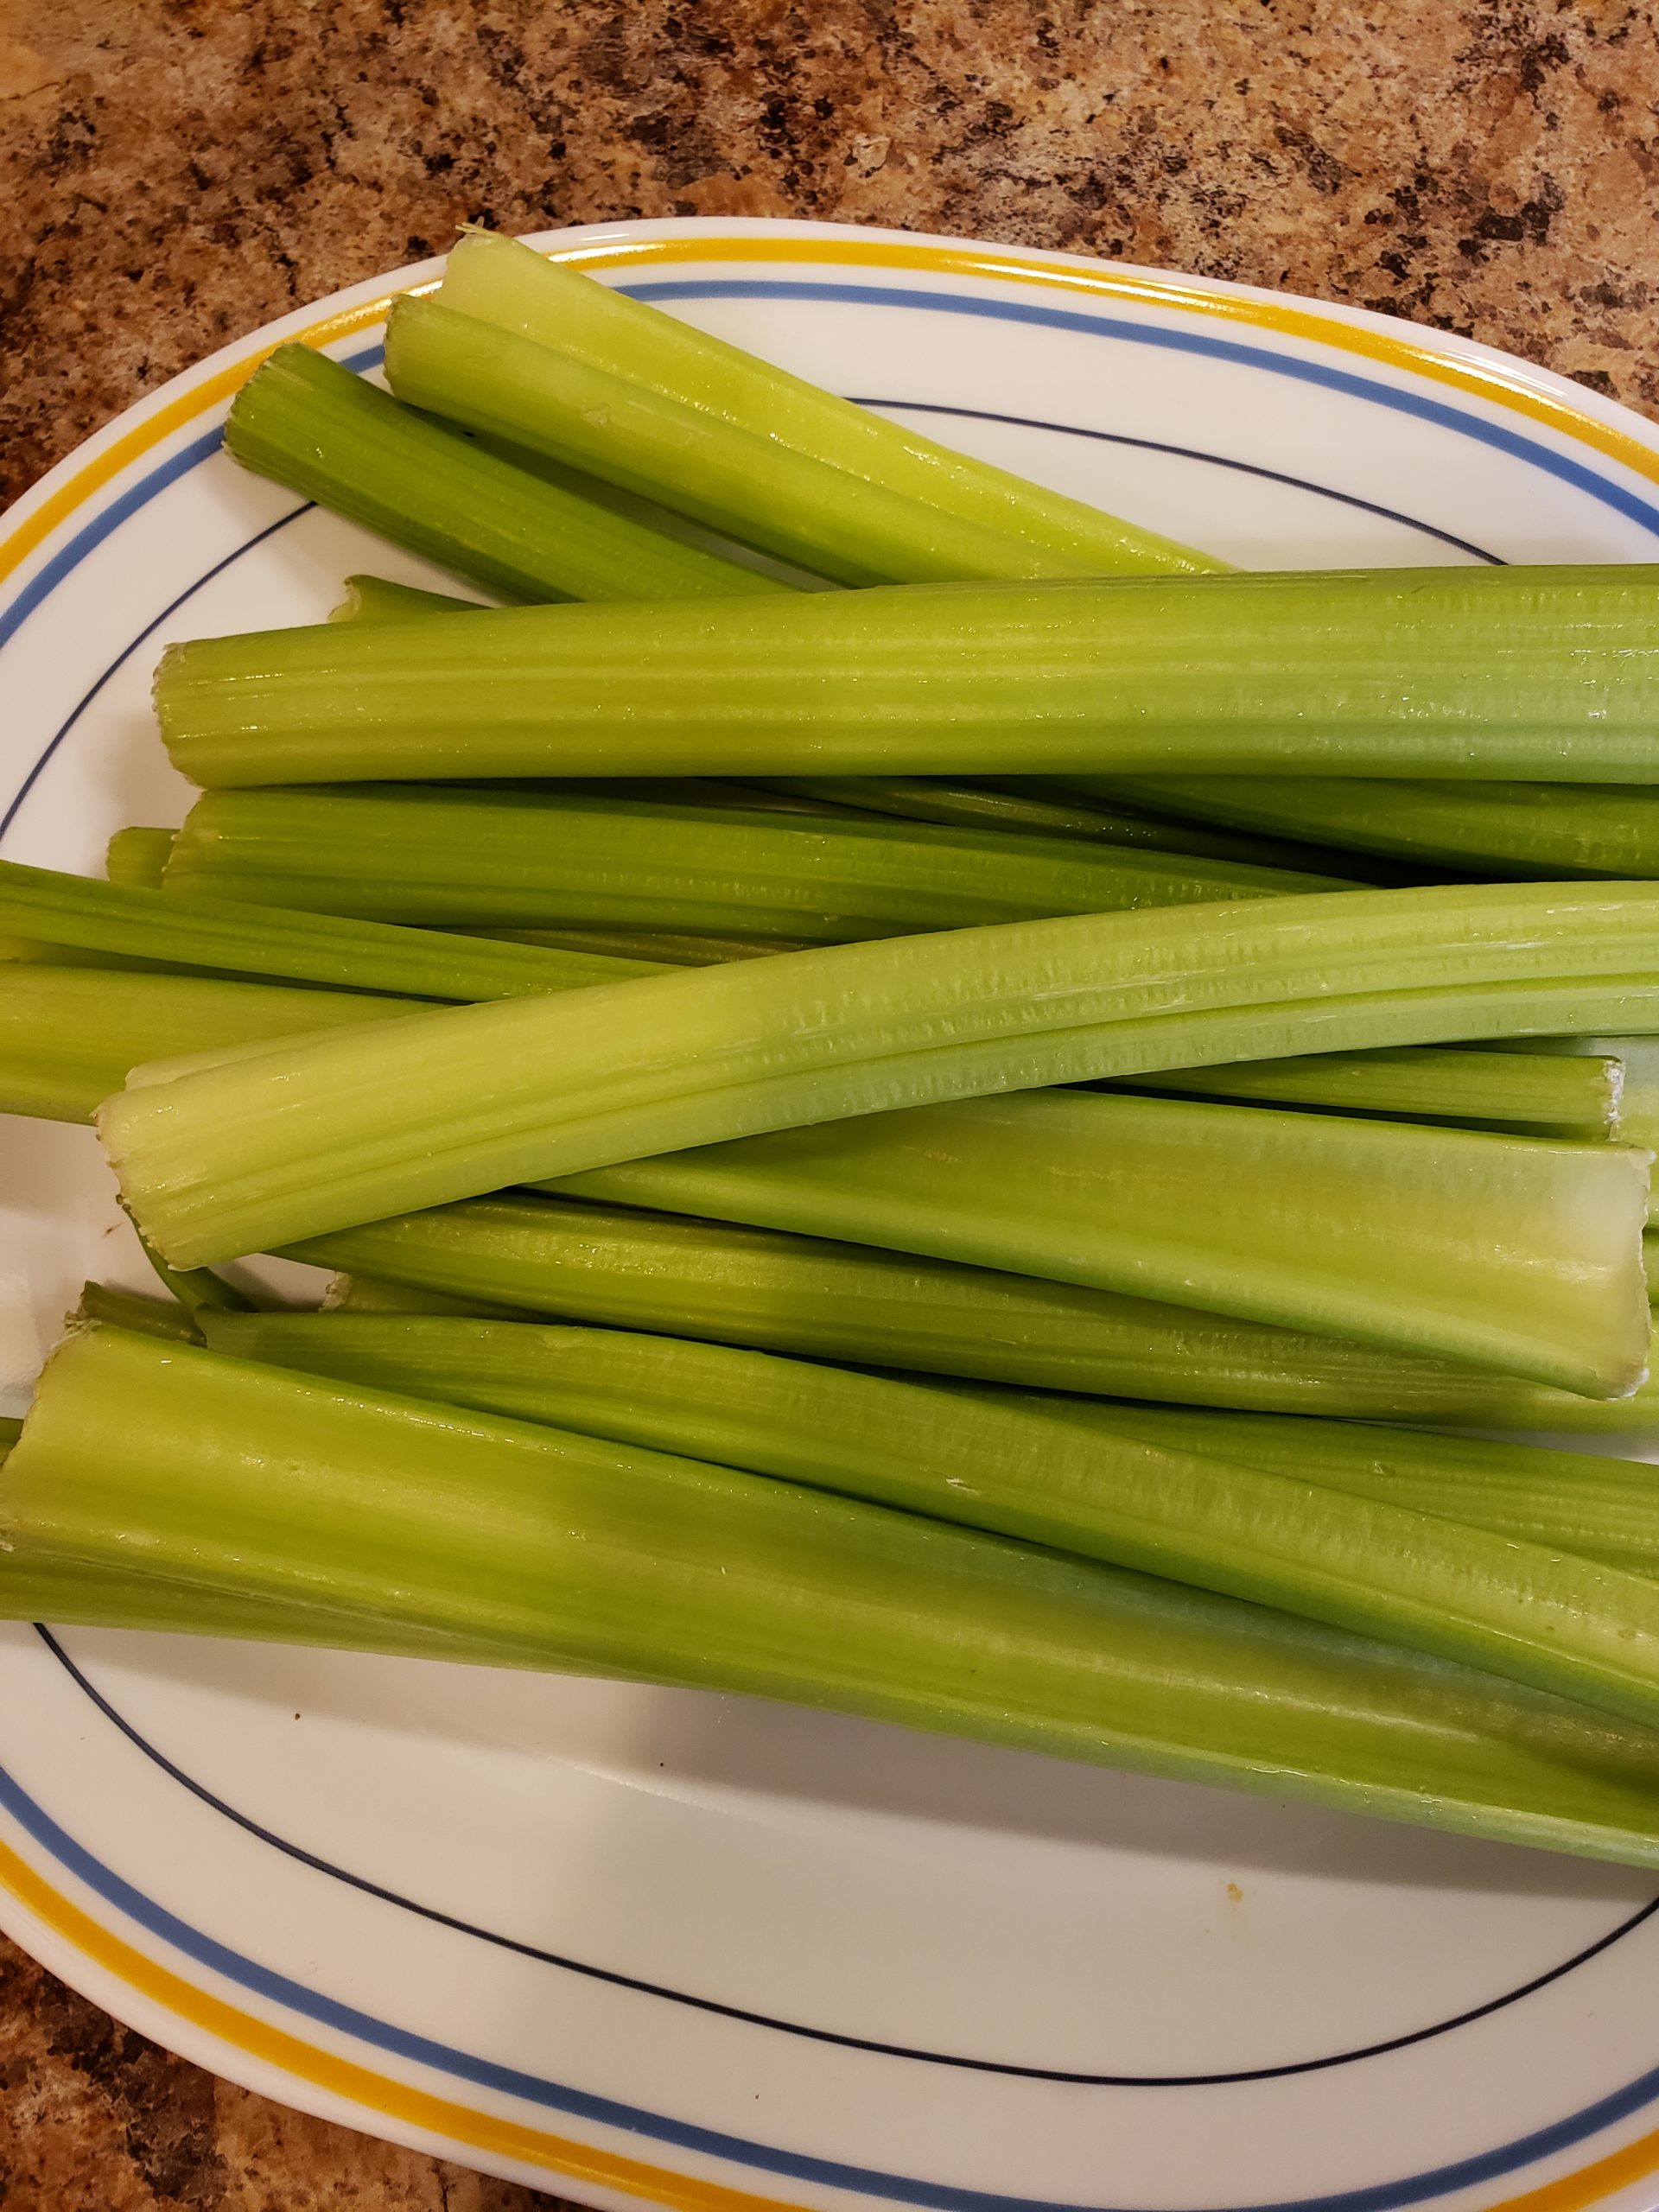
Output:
[[6, 218, 1659, 2212]]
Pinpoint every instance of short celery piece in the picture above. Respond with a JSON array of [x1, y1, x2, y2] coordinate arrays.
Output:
[[392, 232, 1217, 586], [333, 575, 486, 621], [155, 567, 1659, 788], [195, 1306, 1659, 1724], [106, 828, 175, 891], [1121, 1044, 1623, 1139], [0, 963, 417, 1123], [548, 1090, 1653, 1393], [164, 785, 1347, 936], [77, 1283, 202, 1343], [99, 881, 1659, 1271], [0, 858, 659, 1000], [1090, 774, 1659, 878], [226, 343, 785, 606], [284, 1195, 1659, 1432], [19, 1325, 1659, 1866]]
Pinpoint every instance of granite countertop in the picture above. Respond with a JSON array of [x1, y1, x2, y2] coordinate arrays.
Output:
[[3, 1, 1657, 2203]]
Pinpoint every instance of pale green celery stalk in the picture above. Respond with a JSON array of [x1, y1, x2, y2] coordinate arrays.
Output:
[[107, 828, 175, 890], [1, 964, 418, 1123], [1007, 1395, 1659, 1575], [0, 858, 660, 997], [396, 234, 1216, 585], [133, 1230, 257, 1316], [1084, 775, 1659, 879], [226, 343, 785, 606], [283, 1195, 1659, 1432], [333, 575, 486, 620], [77, 1283, 201, 1343], [548, 1089, 1652, 1393], [99, 882, 1659, 1272], [327, 1273, 531, 1319], [164, 786, 1347, 936], [1122, 1045, 1622, 1140], [1512, 1038, 1659, 1152], [155, 568, 1659, 788], [461, 925, 817, 965], [190, 1306, 1659, 1732], [20, 1326, 1659, 1865]]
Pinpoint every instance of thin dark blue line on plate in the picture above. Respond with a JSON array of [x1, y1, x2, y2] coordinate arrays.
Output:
[[38, 1628, 1659, 2093], [4, 1727, 1659, 2212]]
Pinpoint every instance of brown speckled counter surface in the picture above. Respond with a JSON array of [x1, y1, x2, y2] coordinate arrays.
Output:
[[3, 1, 1658, 2203]]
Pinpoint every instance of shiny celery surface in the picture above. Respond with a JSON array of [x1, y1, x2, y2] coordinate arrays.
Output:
[[154, 568, 1659, 787], [199, 1305, 1659, 1726], [226, 343, 784, 606], [99, 883, 1659, 1270], [106, 828, 175, 890], [387, 232, 1216, 587], [0, 860, 660, 999], [16, 1325, 1659, 1865], [164, 785, 1346, 937], [286, 1195, 1659, 1432]]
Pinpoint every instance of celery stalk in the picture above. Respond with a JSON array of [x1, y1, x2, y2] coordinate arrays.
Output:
[[164, 786, 1348, 936], [106, 829, 175, 891], [200, 1311, 1659, 1659], [155, 568, 1659, 788], [99, 882, 1659, 1271], [1121, 1044, 1622, 1138], [76, 1283, 201, 1343], [333, 575, 486, 621], [283, 1195, 1659, 1431], [461, 925, 816, 965], [1513, 1037, 1659, 1153], [394, 235, 1217, 586], [18, 1325, 1659, 1863], [0, 860, 662, 995], [0, 964, 419, 1123], [226, 344, 785, 606], [328, 1273, 531, 1319]]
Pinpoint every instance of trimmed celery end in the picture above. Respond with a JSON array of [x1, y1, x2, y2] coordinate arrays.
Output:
[[99, 883, 1659, 1272], [77, 1283, 202, 1343], [18, 1325, 1659, 1864], [333, 575, 486, 621], [106, 828, 175, 890], [155, 568, 1659, 788], [163, 785, 1348, 936], [226, 343, 784, 605], [283, 1195, 1659, 1432]]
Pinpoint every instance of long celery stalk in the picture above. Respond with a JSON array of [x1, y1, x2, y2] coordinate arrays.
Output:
[[0, 964, 418, 1123], [0, 860, 662, 1001], [16, 1325, 1659, 1864], [1090, 774, 1659, 878], [99, 883, 1659, 1270], [155, 568, 1659, 788], [106, 829, 175, 891], [163, 786, 1347, 935], [462, 925, 817, 965], [283, 1196, 1659, 1431], [197, 1311, 1659, 1583], [226, 344, 785, 605], [389, 232, 1216, 586]]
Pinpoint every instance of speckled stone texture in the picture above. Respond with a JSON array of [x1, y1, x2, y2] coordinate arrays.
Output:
[[3, 0, 1658, 2200]]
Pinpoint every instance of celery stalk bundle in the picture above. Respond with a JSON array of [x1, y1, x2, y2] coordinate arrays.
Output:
[[14, 1325, 1659, 1869], [155, 566, 1659, 788]]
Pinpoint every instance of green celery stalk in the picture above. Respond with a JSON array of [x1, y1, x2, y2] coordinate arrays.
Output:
[[155, 568, 1659, 788], [164, 785, 1348, 935], [19, 1323, 1659, 1864], [1120, 1044, 1622, 1139], [1090, 774, 1659, 878], [106, 828, 175, 890], [283, 1194, 1659, 1431], [0, 963, 419, 1123], [391, 234, 1216, 586], [548, 1090, 1652, 1392], [99, 882, 1659, 1271], [0, 1415, 22, 1455], [333, 575, 486, 621], [76, 1283, 201, 1343], [226, 343, 785, 606], [1512, 1037, 1659, 1153], [133, 1230, 257, 1317], [327, 1273, 531, 1319], [461, 925, 817, 965], [0, 859, 661, 997]]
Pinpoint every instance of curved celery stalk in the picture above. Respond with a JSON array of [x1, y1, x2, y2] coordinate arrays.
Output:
[[1090, 774, 1659, 879], [0, 859, 661, 999], [283, 1196, 1659, 1431], [226, 343, 785, 606], [155, 568, 1659, 789], [393, 234, 1217, 586], [110, 1307, 1659, 1734], [20, 1325, 1659, 1864], [0, 964, 419, 1123], [163, 786, 1348, 936], [1122, 1044, 1622, 1139], [106, 828, 175, 891], [99, 882, 1659, 1271]]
